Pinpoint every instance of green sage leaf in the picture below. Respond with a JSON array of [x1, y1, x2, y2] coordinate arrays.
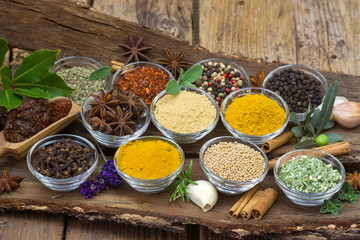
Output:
[[0, 38, 8, 67], [291, 126, 304, 138], [290, 112, 300, 125], [0, 89, 22, 111], [315, 81, 338, 136], [323, 120, 335, 130], [13, 49, 60, 83], [179, 82, 196, 88], [323, 133, 343, 142], [182, 64, 203, 83], [165, 79, 181, 95], [0, 66, 13, 90], [311, 108, 321, 129], [14, 87, 50, 99], [89, 66, 111, 80], [177, 68, 184, 83], [294, 138, 314, 149]]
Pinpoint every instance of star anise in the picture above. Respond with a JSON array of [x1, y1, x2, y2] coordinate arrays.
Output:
[[119, 35, 152, 64], [250, 67, 265, 87], [108, 106, 135, 136], [89, 89, 120, 119], [0, 168, 24, 194], [157, 48, 192, 78], [119, 91, 144, 117], [346, 171, 360, 190], [89, 117, 113, 135]]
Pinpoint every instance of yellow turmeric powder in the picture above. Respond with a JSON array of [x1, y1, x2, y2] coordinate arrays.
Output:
[[225, 94, 285, 135], [116, 140, 181, 180]]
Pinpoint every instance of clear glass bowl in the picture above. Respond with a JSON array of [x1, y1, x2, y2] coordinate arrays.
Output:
[[52, 56, 111, 105], [113, 136, 185, 194], [150, 86, 219, 144], [27, 134, 98, 192], [262, 64, 328, 121], [80, 93, 150, 148], [199, 136, 269, 195], [274, 149, 345, 207], [220, 87, 289, 145]]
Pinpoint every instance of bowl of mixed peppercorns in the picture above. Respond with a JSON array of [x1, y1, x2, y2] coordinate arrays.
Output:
[[27, 134, 98, 192], [193, 58, 251, 106], [80, 88, 150, 148], [262, 64, 328, 121]]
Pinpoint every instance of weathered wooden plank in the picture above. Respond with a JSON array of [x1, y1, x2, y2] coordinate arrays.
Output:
[[92, 0, 193, 44], [199, 0, 296, 64], [0, 211, 65, 240]]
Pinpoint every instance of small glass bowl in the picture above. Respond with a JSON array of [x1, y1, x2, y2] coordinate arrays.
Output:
[[27, 134, 98, 192], [274, 149, 345, 207], [114, 136, 185, 194], [199, 136, 269, 195], [52, 56, 111, 105], [220, 87, 289, 145], [80, 93, 150, 148], [150, 86, 219, 144], [262, 64, 328, 121]]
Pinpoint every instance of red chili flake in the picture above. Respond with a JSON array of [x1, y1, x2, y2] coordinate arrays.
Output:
[[117, 66, 169, 106]]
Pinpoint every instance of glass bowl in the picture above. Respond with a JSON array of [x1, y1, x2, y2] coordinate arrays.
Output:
[[27, 134, 98, 192], [274, 149, 345, 207], [112, 61, 174, 106], [113, 136, 185, 194], [199, 136, 269, 195], [52, 56, 111, 105], [80, 93, 150, 148], [220, 87, 289, 145], [150, 86, 219, 144], [262, 64, 328, 121]]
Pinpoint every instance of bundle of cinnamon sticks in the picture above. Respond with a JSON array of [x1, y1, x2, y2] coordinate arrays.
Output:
[[228, 186, 278, 220]]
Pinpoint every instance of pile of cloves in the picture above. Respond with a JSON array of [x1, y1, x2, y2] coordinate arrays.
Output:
[[34, 138, 94, 179]]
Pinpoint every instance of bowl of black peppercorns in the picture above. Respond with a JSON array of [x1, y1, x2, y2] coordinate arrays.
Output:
[[262, 64, 328, 121], [193, 58, 251, 106]]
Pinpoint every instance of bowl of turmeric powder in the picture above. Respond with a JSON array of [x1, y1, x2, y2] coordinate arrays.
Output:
[[113, 136, 185, 194], [220, 87, 290, 145]]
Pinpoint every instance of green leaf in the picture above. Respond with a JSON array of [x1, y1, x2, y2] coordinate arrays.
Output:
[[290, 112, 300, 125], [0, 38, 8, 67], [315, 81, 338, 136], [0, 89, 22, 111], [311, 108, 321, 129], [14, 87, 50, 99], [13, 49, 60, 83], [305, 122, 315, 136], [304, 102, 313, 121], [342, 181, 350, 192], [294, 138, 314, 149], [182, 64, 203, 83], [291, 126, 304, 138], [179, 82, 196, 88], [323, 133, 343, 142], [323, 120, 335, 130], [177, 68, 184, 83], [0, 65, 13, 90], [165, 79, 181, 95], [89, 66, 111, 80]]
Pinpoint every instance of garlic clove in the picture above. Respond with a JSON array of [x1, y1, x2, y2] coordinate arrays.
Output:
[[332, 101, 360, 128], [187, 180, 218, 212]]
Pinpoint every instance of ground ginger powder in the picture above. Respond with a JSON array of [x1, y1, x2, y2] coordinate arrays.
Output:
[[225, 94, 285, 135], [154, 91, 216, 134], [116, 140, 181, 180]]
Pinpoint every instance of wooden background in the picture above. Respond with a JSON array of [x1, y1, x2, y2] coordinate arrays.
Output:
[[0, 0, 359, 240]]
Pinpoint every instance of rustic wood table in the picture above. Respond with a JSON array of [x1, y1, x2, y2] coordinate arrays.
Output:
[[0, 0, 359, 239]]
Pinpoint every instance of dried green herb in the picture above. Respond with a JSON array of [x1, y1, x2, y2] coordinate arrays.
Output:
[[165, 64, 203, 95]]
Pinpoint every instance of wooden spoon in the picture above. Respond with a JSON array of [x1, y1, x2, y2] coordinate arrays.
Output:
[[0, 97, 81, 159]]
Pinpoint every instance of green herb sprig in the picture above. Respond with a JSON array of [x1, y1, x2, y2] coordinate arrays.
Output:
[[165, 64, 203, 95], [290, 81, 343, 149], [166, 159, 198, 202], [320, 182, 360, 215], [89, 66, 111, 80], [0, 37, 75, 111]]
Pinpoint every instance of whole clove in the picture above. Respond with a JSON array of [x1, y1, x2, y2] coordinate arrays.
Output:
[[34, 138, 94, 179]]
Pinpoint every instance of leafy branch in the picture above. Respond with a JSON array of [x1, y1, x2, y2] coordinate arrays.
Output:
[[165, 64, 203, 95]]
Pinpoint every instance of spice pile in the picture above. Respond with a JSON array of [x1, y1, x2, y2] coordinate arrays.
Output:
[[116, 139, 181, 180], [57, 66, 108, 105], [265, 68, 325, 113], [225, 94, 285, 136], [194, 61, 247, 105], [4, 99, 72, 143], [116, 66, 169, 106], [203, 141, 265, 182], [33, 138, 95, 179], [153, 90, 216, 134]]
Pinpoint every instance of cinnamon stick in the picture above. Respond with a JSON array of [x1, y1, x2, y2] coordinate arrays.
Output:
[[228, 185, 258, 219], [111, 60, 125, 72], [261, 131, 293, 153], [240, 190, 264, 220], [269, 141, 351, 170], [251, 188, 278, 220]]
